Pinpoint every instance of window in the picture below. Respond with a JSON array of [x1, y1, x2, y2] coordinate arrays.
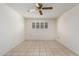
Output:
[[32, 22, 35, 29], [32, 22, 48, 29], [36, 22, 39, 29], [45, 22, 48, 29], [41, 22, 44, 29]]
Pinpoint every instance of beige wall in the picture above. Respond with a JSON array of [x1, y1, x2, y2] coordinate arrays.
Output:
[[0, 4, 24, 55], [24, 18, 57, 40], [57, 5, 79, 55]]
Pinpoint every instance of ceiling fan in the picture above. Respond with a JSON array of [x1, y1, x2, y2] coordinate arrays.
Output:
[[28, 3, 53, 15]]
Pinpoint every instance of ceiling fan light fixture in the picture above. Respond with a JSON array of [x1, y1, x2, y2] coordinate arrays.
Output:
[[28, 3, 53, 15]]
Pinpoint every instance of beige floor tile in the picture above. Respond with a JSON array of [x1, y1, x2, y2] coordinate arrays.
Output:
[[4, 40, 77, 56]]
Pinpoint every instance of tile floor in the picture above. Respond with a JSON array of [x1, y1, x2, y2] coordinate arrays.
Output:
[[4, 40, 77, 56]]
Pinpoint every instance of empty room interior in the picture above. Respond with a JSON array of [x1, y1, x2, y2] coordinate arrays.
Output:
[[0, 3, 79, 56]]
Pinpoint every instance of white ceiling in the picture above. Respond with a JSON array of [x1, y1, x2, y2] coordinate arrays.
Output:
[[6, 3, 78, 18]]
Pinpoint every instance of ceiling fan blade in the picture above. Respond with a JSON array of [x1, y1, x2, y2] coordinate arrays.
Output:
[[36, 3, 40, 7], [39, 10, 43, 15], [42, 7, 53, 9], [36, 3, 43, 9]]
